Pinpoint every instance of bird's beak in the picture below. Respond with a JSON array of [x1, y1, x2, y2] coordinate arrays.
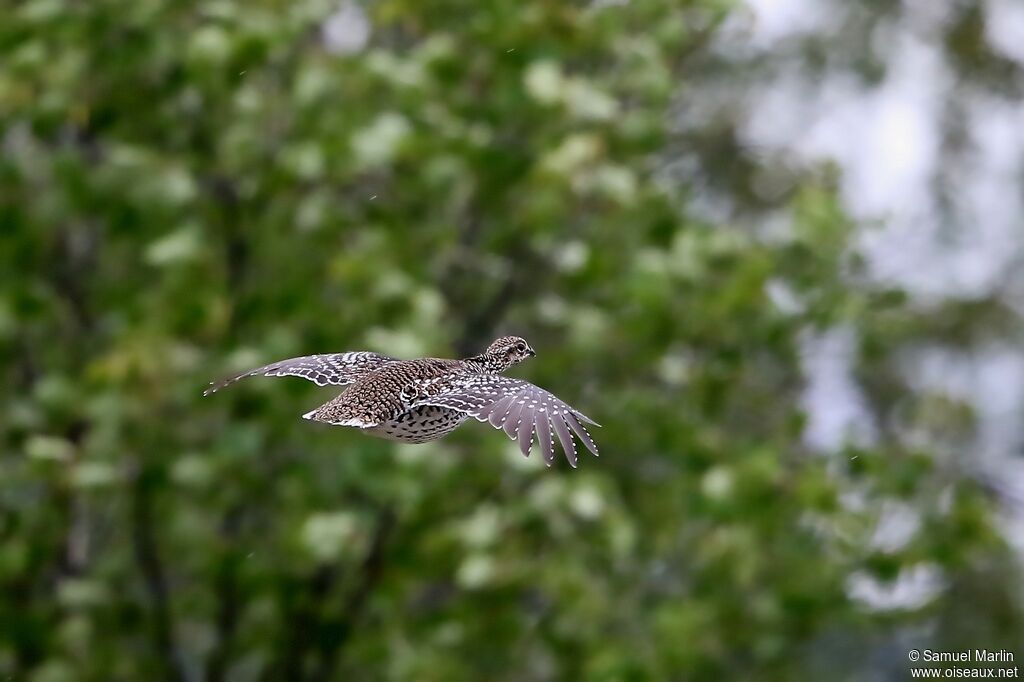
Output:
[[527, 348, 536, 357]]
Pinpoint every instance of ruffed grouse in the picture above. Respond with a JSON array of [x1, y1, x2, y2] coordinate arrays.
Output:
[[204, 336, 599, 467]]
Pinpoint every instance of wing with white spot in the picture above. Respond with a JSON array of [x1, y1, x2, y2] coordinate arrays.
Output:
[[416, 375, 599, 467], [203, 352, 396, 396]]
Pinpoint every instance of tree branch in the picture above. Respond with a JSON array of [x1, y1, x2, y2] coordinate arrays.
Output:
[[131, 465, 187, 682], [206, 505, 245, 682], [313, 506, 396, 682]]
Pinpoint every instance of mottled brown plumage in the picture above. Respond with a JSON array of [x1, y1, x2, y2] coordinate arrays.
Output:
[[303, 357, 466, 427], [204, 335, 600, 467]]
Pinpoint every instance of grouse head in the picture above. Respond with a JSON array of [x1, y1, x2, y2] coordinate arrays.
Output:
[[482, 335, 536, 371]]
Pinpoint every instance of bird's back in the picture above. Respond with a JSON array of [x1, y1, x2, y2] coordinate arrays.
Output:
[[304, 357, 476, 426]]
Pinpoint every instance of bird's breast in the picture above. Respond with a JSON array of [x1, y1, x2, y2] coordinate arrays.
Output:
[[367, 405, 468, 443]]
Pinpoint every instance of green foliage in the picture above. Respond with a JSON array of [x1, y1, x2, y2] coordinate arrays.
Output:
[[1, 0, 1020, 680]]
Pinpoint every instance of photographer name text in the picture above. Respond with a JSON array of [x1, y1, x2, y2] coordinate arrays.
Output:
[[920, 651, 1016, 663]]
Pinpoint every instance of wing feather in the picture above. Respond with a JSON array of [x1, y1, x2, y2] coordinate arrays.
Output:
[[487, 394, 517, 428], [565, 413, 599, 457], [551, 414, 578, 469], [475, 396, 502, 420], [535, 414, 554, 466], [417, 375, 598, 466], [517, 410, 535, 457], [204, 351, 395, 395], [502, 399, 526, 439]]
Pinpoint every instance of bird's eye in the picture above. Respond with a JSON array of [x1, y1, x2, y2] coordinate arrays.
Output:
[[516, 343, 526, 352]]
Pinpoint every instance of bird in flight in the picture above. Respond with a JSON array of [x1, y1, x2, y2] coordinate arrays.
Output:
[[204, 336, 599, 467]]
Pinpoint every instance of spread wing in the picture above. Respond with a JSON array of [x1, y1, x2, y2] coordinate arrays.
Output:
[[416, 375, 599, 467], [203, 352, 396, 396]]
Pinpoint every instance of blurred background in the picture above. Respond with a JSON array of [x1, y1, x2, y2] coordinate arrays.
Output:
[[2, 0, 1024, 679]]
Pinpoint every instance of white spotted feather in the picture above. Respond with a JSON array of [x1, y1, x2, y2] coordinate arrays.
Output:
[[415, 375, 599, 468]]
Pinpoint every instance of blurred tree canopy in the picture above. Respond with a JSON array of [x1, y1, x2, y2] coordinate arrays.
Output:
[[1, 0, 1022, 680]]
